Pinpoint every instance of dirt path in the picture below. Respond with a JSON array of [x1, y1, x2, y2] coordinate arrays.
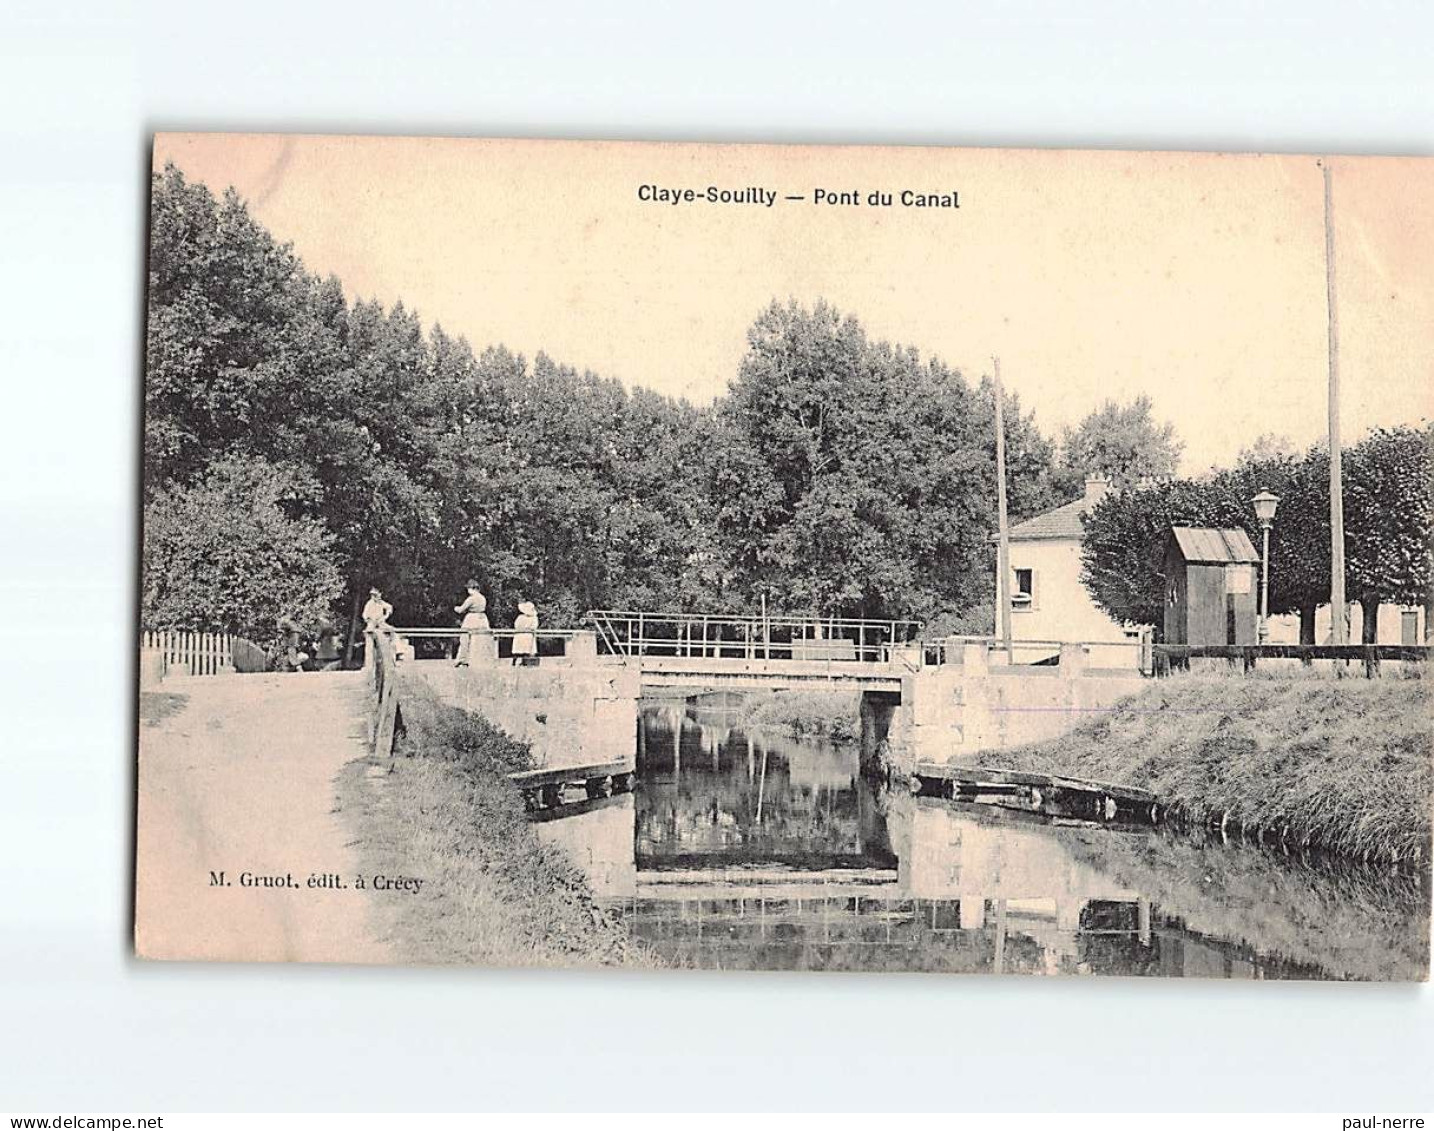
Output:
[[135, 671, 391, 964]]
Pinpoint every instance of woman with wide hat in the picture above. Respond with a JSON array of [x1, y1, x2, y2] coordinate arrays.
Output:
[[511, 600, 539, 665]]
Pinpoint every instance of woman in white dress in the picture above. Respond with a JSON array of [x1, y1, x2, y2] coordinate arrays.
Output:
[[453, 580, 490, 666], [511, 600, 539, 665]]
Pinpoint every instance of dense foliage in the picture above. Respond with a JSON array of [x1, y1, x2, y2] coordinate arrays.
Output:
[[1080, 428, 1433, 640], [141, 457, 344, 638], [1057, 395, 1183, 490], [143, 164, 1428, 653], [713, 300, 1062, 618], [141, 166, 1073, 646]]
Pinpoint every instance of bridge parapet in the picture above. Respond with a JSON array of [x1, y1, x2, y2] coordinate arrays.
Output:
[[410, 658, 639, 773], [881, 650, 1147, 775], [387, 626, 598, 666], [369, 627, 636, 772]]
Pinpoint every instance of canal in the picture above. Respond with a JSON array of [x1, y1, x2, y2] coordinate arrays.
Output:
[[533, 699, 1430, 979]]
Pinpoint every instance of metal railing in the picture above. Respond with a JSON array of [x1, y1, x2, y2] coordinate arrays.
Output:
[[582, 610, 922, 663]]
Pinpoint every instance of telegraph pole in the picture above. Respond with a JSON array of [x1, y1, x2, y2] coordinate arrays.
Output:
[[994, 356, 1013, 661], [1323, 161, 1347, 645]]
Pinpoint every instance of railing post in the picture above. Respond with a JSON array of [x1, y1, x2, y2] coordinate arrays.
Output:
[[566, 630, 597, 664]]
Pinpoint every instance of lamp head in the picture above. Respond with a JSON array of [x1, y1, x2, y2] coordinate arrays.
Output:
[[1251, 490, 1281, 526]]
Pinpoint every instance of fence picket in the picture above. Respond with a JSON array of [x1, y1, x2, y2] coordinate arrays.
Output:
[[141, 628, 237, 679]]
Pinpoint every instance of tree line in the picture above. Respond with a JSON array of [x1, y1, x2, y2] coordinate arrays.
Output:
[[1081, 428, 1433, 642], [141, 164, 1076, 648], [141, 163, 1428, 653]]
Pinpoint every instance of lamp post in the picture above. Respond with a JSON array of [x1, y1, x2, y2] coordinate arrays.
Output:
[[1252, 490, 1281, 643]]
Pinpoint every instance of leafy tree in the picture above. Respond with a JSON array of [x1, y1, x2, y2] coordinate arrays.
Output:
[[142, 457, 344, 643], [711, 299, 1060, 621], [1345, 425, 1434, 641], [1236, 433, 1296, 466], [1059, 395, 1183, 490], [1079, 477, 1226, 632], [145, 168, 306, 488], [1081, 432, 1431, 643], [146, 165, 450, 650], [149, 164, 1431, 662]]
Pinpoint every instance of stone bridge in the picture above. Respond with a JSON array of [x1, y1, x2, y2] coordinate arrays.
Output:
[[400, 626, 1147, 777]]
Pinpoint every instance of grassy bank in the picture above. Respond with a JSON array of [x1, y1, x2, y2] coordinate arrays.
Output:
[[986, 670, 1431, 867], [738, 688, 862, 743], [337, 678, 656, 968]]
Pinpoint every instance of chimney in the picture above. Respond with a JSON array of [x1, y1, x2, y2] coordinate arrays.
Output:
[[1083, 474, 1111, 508]]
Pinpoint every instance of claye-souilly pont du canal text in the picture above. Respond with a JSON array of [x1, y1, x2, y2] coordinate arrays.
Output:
[[637, 184, 961, 208]]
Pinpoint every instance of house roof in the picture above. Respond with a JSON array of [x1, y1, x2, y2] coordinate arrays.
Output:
[[1168, 526, 1260, 564], [1007, 496, 1089, 541]]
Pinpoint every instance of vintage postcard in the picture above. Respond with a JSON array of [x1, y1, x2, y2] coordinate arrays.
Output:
[[135, 135, 1432, 979]]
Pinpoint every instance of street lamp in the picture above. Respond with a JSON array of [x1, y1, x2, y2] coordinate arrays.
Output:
[[1251, 490, 1281, 643]]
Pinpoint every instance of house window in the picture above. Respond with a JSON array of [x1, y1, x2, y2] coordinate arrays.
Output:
[[1012, 568, 1035, 611]]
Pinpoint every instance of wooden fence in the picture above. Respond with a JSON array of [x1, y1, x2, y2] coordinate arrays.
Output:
[[365, 630, 402, 760], [141, 629, 237, 677], [1153, 642, 1433, 678]]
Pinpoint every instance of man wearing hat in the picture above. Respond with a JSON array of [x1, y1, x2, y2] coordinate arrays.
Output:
[[361, 587, 393, 631]]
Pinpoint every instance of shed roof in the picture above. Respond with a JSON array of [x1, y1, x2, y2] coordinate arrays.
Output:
[[1168, 526, 1260, 564]]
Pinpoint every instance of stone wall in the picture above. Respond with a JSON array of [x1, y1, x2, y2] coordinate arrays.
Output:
[[873, 641, 1147, 773], [410, 659, 640, 772]]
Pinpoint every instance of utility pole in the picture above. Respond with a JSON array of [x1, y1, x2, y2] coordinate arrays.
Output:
[[994, 356, 1013, 661], [1323, 160, 1347, 645]]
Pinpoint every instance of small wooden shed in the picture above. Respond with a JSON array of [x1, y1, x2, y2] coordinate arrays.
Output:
[[1163, 527, 1261, 646]]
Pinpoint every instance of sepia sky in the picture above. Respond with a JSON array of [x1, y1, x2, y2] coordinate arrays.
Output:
[[153, 134, 1433, 474]]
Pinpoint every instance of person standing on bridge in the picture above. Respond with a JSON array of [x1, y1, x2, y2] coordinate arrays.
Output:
[[362, 588, 393, 632], [512, 600, 539, 665], [453, 580, 490, 666]]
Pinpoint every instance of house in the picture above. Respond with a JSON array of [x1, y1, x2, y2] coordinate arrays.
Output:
[[1000, 476, 1146, 667]]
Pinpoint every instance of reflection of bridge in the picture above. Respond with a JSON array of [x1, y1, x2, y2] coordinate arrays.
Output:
[[530, 787, 1169, 976], [534, 789, 1387, 978]]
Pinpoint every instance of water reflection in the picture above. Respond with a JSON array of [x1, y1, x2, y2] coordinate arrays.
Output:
[[635, 700, 895, 871], [533, 700, 1430, 980]]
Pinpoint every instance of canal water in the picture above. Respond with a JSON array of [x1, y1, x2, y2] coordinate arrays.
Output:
[[534, 700, 1430, 980]]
